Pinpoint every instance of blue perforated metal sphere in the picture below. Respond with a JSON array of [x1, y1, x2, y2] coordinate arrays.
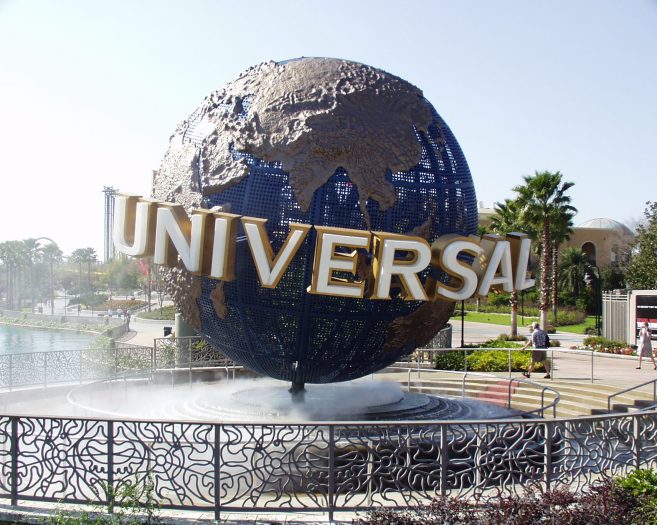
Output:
[[154, 58, 478, 384]]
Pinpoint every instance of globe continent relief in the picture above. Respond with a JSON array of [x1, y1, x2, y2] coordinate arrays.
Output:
[[152, 58, 478, 384]]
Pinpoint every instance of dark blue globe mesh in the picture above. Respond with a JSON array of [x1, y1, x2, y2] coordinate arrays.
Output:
[[194, 106, 478, 383]]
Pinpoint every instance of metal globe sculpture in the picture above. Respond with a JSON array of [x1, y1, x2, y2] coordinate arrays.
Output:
[[152, 58, 477, 385]]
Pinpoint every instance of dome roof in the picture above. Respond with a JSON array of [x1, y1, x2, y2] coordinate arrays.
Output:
[[577, 218, 634, 236]]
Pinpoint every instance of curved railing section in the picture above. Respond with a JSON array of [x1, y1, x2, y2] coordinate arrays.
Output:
[[0, 412, 655, 520]]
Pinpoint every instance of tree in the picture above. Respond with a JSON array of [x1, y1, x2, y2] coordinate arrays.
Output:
[[558, 247, 592, 299], [0, 240, 29, 310], [625, 201, 657, 289], [39, 242, 63, 314], [513, 171, 576, 329], [489, 198, 526, 336], [549, 208, 575, 320], [69, 247, 97, 295], [21, 238, 40, 311]]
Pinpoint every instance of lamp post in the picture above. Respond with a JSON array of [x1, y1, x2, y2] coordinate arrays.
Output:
[[460, 300, 465, 347], [594, 266, 601, 335]]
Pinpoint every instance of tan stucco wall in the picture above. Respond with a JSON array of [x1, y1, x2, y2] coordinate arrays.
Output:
[[562, 227, 634, 267]]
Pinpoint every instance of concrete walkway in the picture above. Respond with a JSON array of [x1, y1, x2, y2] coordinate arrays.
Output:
[[117, 316, 655, 390]]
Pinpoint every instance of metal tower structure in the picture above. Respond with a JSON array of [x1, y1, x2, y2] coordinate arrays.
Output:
[[102, 186, 117, 263]]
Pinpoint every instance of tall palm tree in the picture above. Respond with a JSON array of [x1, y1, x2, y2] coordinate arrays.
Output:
[[513, 171, 577, 329], [1, 240, 29, 310], [489, 198, 526, 336], [21, 238, 41, 311], [549, 209, 575, 320], [39, 242, 63, 314]]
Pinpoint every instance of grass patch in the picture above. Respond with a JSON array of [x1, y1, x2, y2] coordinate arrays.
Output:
[[453, 310, 594, 334], [452, 310, 539, 327], [137, 305, 176, 320]]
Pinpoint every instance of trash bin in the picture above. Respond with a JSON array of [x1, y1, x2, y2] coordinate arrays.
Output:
[[163, 326, 173, 337]]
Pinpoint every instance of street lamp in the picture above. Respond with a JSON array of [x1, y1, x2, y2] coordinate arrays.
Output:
[[460, 300, 465, 347], [584, 266, 602, 335]]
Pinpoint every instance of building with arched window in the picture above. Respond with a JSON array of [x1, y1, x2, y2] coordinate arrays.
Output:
[[562, 218, 635, 267]]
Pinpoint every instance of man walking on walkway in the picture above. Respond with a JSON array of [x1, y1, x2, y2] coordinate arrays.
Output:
[[522, 322, 551, 379]]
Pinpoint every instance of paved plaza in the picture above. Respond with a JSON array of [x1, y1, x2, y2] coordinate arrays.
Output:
[[119, 317, 653, 389]]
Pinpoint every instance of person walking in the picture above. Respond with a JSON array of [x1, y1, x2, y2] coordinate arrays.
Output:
[[521, 322, 551, 379], [125, 310, 131, 331], [636, 321, 656, 370]]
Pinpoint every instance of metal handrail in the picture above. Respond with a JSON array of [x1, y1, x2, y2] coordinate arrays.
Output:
[[607, 378, 657, 412], [390, 365, 559, 418]]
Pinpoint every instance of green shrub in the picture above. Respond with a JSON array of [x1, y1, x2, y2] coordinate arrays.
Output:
[[466, 350, 532, 372], [617, 469, 657, 499], [434, 344, 545, 373], [549, 309, 587, 326], [69, 294, 108, 307], [356, 474, 647, 524], [434, 350, 466, 371], [137, 306, 176, 320], [47, 475, 159, 525], [497, 333, 528, 342], [583, 336, 627, 349], [475, 339, 524, 349], [487, 293, 511, 307], [96, 299, 146, 312]]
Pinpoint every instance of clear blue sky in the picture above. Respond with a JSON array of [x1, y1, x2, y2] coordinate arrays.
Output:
[[1, 0, 656, 256]]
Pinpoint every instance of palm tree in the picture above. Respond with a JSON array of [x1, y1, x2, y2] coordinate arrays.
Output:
[[513, 171, 576, 329], [549, 208, 575, 320], [559, 247, 592, 299], [69, 248, 87, 294], [489, 198, 526, 336], [21, 238, 41, 311], [69, 247, 97, 296], [0, 240, 29, 310], [39, 242, 63, 314]]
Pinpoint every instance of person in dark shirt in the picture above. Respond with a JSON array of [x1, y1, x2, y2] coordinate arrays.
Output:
[[522, 322, 551, 379]]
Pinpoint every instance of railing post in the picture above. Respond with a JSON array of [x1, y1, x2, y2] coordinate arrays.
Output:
[[153, 338, 157, 370], [107, 420, 114, 513], [591, 349, 594, 384], [440, 424, 448, 497], [550, 349, 554, 380], [328, 425, 335, 521], [634, 415, 641, 469], [544, 421, 552, 493], [507, 379, 512, 409], [10, 416, 18, 506], [214, 423, 221, 522]]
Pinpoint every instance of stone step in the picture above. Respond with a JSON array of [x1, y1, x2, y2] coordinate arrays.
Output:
[[409, 383, 642, 418]]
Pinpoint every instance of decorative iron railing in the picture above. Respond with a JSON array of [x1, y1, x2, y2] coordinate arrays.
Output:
[[0, 412, 656, 520]]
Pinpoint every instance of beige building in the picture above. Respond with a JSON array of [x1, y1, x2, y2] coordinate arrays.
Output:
[[562, 218, 634, 267], [477, 203, 635, 268]]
